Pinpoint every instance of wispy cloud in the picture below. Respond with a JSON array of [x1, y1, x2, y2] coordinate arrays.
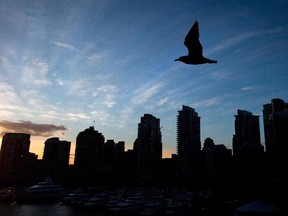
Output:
[[66, 112, 90, 121], [118, 106, 134, 128], [102, 96, 116, 108], [52, 41, 78, 52], [0, 81, 24, 117], [211, 32, 256, 53], [0, 120, 68, 137], [209, 27, 286, 54], [21, 61, 50, 86], [66, 79, 118, 108], [241, 86, 255, 91], [19, 90, 51, 115], [88, 53, 107, 62], [193, 98, 219, 108], [0, 81, 18, 102], [144, 96, 173, 113], [90, 110, 113, 126], [67, 79, 89, 96], [0, 48, 17, 77], [211, 69, 231, 80], [157, 97, 169, 106], [92, 85, 118, 108], [132, 83, 165, 105]]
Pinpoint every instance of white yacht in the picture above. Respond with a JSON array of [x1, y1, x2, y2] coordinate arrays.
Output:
[[16, 177, 65, 203]]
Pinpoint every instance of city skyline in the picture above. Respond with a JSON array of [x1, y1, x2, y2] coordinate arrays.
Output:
[[1, 100, 286, 184], [0, 98, 282, 165], [0, 1, 288, 160]]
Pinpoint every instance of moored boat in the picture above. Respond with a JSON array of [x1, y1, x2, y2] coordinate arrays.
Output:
[[109, 195, 146, 216], [140, 199, 167, 215], [0, 187, 16, 202], [82, 194, 110, 210], [16, 177, 65, 203]]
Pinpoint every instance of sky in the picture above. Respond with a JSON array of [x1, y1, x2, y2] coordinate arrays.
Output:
[[0, 0, 288, 162]]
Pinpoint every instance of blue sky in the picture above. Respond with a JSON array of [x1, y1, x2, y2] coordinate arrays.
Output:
[[0, 0, 288, 160]]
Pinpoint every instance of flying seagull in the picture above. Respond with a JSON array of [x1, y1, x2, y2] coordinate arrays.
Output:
[[175, 21, 217, 65]]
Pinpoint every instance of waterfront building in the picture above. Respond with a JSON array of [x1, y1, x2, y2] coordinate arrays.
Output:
[[114, 141, 125, 162], [74, 126, 105, 170], [263, 98, 288, 179], [0, 133, 37, 185], [177, 105, 201, 180], [0, 133, 31, 168], [103, 139, 115, 164], [135, 114, 162, 179], [202, 138, 233, 181], [43, 137, 71, 167], [233, 109, 265, 177], [233, 109, 261, 153]]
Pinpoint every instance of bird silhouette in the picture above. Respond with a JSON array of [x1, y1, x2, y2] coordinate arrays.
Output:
[[175, 21, 217, 65]]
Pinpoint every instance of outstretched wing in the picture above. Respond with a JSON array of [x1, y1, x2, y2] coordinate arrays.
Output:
[[184, 21, 203, 57]]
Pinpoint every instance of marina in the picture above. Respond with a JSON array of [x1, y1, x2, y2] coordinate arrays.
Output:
[[0, 186, 240, 216], [0, 185, 284, 216]]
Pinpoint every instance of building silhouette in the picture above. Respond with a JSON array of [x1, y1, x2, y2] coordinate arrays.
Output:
[[202, 138, 232, 181], [0, 133, 38, 185], [233, 109, 261, 153], [43, 137, 71, 167], [177, 105, 201, 180], [103, 139, 115, 165], [233, 109, 264, 178], [0, 133, 31, 169], [74, 126, 105, 170], [114, 141, 125, 162], [135, 114, 162, 180], [263, 98, 288, 179]]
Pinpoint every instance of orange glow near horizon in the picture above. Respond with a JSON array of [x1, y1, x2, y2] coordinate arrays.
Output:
[[162, 148, 176, 159]]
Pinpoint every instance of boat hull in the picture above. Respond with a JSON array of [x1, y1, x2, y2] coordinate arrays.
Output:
[[16, 190, 66, 204]]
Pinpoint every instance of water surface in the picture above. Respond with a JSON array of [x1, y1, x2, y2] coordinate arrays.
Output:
[[0, 203, 106, 216]]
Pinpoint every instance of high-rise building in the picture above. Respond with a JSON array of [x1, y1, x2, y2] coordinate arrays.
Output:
[[136, 114, 162, 178], [43, 137, 71, 167], [114, 141, 125, 162], [202, 138, 232, 181], [177, 105, 201, 180], [103, 139, 115, 164], [74, 126, 105, 170], [263, 98, 288, 179], [0, 133, 38, 185], [233, 109, 261, 155], [233, 109, 264, 177], [0, 133, 31, 168]]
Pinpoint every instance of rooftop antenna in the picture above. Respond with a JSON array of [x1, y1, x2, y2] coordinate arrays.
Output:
[[93, 120, 95, 128]]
